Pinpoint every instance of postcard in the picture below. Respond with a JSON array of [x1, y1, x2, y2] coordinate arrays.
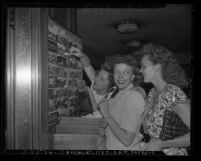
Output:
[[48, 51, 57, 64], [48, 40, 58, 53], [48, 99, 57, 112], [57, 56, 66, 67], [48, 76, 58, 88], [48, 88, 57, 100]]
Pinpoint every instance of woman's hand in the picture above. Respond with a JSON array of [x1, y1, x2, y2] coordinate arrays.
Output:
[[99, 98, 109, 119], [140, 139, 163, 151], [69, 46, 90, 67], [69, 46, 83, 57]]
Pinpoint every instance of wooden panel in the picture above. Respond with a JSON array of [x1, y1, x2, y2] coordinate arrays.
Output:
[[54, 117, 107, 150], [54, 134, 99, 150], [56, 117, 107, 135]]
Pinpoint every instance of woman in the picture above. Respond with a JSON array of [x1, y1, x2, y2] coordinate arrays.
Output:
[[69, 46, 115, 116], [139, 43, 190, 155], [99, 55, 146, 150]]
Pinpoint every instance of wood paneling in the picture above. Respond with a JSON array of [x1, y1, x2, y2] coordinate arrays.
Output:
[[56, 117, 107, 134], [54, 117, 107, 150], [54, 134, 99, 150]]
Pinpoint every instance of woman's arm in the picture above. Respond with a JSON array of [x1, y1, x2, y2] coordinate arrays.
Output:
[[99, 99, 135, 146], [106, 114, 136, 147], [162, 103, 191, 148], [69, 46, 96, 82], [142, 103, 191, 151], [99, 92, 145, 147], [87, 87, 99, 112], [141, 133, 190, 151]]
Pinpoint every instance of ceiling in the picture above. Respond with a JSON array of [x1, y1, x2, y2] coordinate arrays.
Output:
[[77, 4, 192, 65]]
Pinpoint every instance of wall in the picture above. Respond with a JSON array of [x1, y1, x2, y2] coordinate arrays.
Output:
[[48, 8, 77, 34]]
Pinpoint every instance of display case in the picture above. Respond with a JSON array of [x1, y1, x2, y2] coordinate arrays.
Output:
[[6, 8, 105, 150], [47, 17, 93, 130], [47, 17, 106, 150]]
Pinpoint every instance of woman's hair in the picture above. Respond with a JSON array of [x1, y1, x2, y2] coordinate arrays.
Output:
[[94, 62, 116, 92], [139, 43, 188, 88], [110, 54, 140, 75]]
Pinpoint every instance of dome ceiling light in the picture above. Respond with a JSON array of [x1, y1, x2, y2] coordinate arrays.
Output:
[[117, 20, 138, 34]]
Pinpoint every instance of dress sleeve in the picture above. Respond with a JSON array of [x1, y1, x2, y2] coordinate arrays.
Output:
[[170, 85, 190, 106], [120, 91, 145, 132]]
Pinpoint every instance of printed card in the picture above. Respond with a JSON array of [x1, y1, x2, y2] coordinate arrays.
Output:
[[48, 111, 60, 125], [48, 88, 57, 100], [48, 99, 57, 112], [48, 51, 57, 64], [57, 67, 67, 78], [48, 76, 58, 88], [77, 79, 87, 92], [56, 97, 64, 108], [69, 69, 77, 78], [57, 77, 66, 87], [48, 40, 58, 53], [64, 88, 71, 98], [66, 56, 71, 68], [57, 36, 66, 47], [76, 69, 83, 79], [57, 88, 66, 97], [69, 86, 78, 96], [69, 78, 77, 87], [48, 31, 57, 42], [58, 47, 65, 56], [48, 64, 59, 75], [57, 56, 66, 67], [69, 56, 77, 69]]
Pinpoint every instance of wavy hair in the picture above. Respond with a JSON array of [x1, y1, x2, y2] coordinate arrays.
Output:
[[139, 43, 188, 88], [109, 54, 140, 75], [94, 62, 116, 92]]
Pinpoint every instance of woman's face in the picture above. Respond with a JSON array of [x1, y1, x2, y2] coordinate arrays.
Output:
[[93, 69, 110, 92], [113, 63, 134, 90], [140, 55, 156, 83]]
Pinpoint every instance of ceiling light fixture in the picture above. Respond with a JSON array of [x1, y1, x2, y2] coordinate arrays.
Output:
[[117, 20, 138, 34]]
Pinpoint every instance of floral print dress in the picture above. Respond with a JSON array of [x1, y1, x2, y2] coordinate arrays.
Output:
[[142, 84, 190, 155]]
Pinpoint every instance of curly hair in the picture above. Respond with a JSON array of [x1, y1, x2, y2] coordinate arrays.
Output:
[[140, 43, 188, 88], [94, 62, 116, 92], [108, 54, 140, 75]]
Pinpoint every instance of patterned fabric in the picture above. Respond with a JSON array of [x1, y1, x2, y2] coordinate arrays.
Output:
[[160, 110, 189, 141], [143, 84, 190, 155]]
